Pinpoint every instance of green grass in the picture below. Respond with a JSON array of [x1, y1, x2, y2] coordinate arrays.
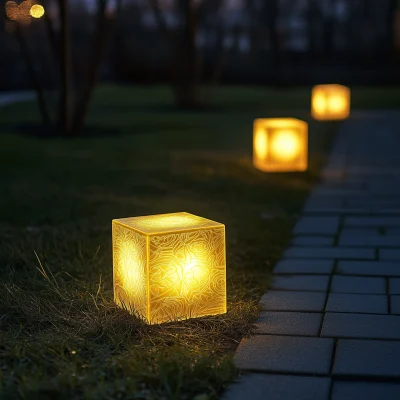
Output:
[[1, 83, 392, 399]]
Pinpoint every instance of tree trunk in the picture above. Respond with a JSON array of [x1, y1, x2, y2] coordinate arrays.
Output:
[[387, 0, 398, 59], [307, 0, 318, 61], [72, 0, 110, 134], [174, 0, 199, 108], [58, 0, 72, 136], [16, 26, 51, 126], [266, 0, 283, 86], [322, 0, 335, 59]]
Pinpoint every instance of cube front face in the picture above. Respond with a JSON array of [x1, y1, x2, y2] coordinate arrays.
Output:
[[113, 212, 226, 324], [311, 84, 350, 120], [253, 118, 308, 172]]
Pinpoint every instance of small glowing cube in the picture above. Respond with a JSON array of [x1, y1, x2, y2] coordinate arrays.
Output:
[[112, 212, 226, 324], [253, 118, 308, 172], [312, 84, 351, 120]]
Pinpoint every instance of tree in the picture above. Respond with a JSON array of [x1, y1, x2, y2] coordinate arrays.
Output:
[[148, 0, 226, 108], [5, 0, 113, 136], [386, 0, 398, 59]]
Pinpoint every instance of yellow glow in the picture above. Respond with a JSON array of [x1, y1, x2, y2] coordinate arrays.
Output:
[[311, 84, 350, 120], [328, 96, 345, 112], [30, 4, 45, 18], [113, 213, 226, 324], [117, 212, 221, 234], [312, 93, 327, 115], [253, 118, 308, 172], [118, 241, 145, 295], [254, 129, 268, 160], [270, 130, 299, 162]]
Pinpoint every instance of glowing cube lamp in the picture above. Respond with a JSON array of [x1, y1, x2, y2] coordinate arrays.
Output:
[[311, 84, 350, 120], [253, 118, 308, 172], [113, 212, 226, 324]]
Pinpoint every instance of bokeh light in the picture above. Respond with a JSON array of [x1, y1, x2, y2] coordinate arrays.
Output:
[[30, 4, 45, 18], [18, 1, 32, 24], [5, 1, 19, 21]]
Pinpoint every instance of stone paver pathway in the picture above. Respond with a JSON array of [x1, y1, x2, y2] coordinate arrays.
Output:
[[224, 112, 400, 400]]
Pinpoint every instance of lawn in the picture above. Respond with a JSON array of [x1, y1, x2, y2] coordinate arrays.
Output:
[[0, 85, 394, 399]]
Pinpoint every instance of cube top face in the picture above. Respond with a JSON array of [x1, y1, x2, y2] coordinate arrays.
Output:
[[253, 118, 308, 172], [312, 84, 350, 120], [113, 212, 226, 324], [114, 212, 223, 235]]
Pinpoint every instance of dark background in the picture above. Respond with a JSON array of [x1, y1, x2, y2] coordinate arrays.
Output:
[[2, 0, 400, 92]]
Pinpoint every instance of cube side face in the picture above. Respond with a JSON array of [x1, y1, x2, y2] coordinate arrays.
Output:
[[113, 221, 149, 321], [253, 120, 269, 171], [253, 119, 308, 172], [148, 226, 226, 324], [312, 85, 350, 120]]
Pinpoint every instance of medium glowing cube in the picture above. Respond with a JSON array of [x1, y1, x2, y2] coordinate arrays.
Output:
[[253, 118, 308, 172], [311, 84, 351, 120], [113, 212, 226, 324]]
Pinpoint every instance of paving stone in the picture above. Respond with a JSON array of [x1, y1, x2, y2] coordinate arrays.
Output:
[[387, 228, 400, 235], [339, 235, 400, 247], [337, 261, 400, 277], [380, 249, 400, 260], [284, 247, 374, 260], [255, 312, 322, 336], [271, 275, 329, 292], [260, 291, 326, 312], [332, 381, 400, 400], [321, 313, 400, 339], [345, 217, 400, 227], [391, 295, 400, 314], [293, 217, 340, 235], [390, 278, 400, 294], [234, 335, 333, 374], [325, 293, 387, 314], [333, 339, 400, 377], [304, 208, 369, 215], [330, 275, 386, 294], [274, 259, 333, 275], [340, 228, 381, 237], [312, 187, 363, 196], [224, 373, 331, 400], [304, 196, 343, 210], [291, 236, 335, 246]]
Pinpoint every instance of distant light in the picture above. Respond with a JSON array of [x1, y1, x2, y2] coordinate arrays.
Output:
[[253, 118, 308, 172], [30, 4, 45, 18], [312, 84, 351, 120]]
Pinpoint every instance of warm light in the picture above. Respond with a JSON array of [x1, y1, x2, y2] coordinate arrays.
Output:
[[5, 1, 19, 21], [311, 84, 350, 120], [253, 118, 308, 172], [270, 130, 299, 162], [113, 212, 226, 324], [255, 129, 268, 160], [30, 4, 45, 18]]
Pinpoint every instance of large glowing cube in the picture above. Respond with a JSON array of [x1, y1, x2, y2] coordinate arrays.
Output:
[[253, 118, 308, 172], [311, 84, 351, 120], [113, 212, 226, 324]]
